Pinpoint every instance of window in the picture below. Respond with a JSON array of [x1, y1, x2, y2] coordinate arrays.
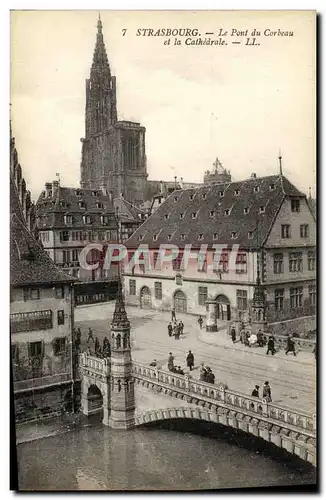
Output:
[[219, 251, 230, 273], [152, 251, 161, 271], [164, 214, 169, 220], [101, 215, 110, 226], [290, 287, 303, 308], [65, 215, 73, 225], [219, 190, 225, 197], [167, 234, 172, 241], [269, 184, 275, 191], [198, 234, 203, 240], [23, 288, 40, 301], [289, 252, 303, 272], [153, 235, 158, 241], [53, 337, 66, 355], [248, 231, 254, 239], [309, 285, 316, 306], [202, 193, 207, 200], [181, 234, 185, 240], [213, 233, 218, 240], [75, 190, 81, 196], [96, 202, 103, 209], [234, 189, 240, 196], [175, 273, 183, 285], [308, 251, 316, 271], [29, 341, 43, 357], [84, 215, 92, 224], [63, 250, 71, 263], [197, 254, 207, 272], [209, 210, 215, 217], [174, 196, 178, 202], [192, 212, 197, 219], [55, 286, 64, 299], [291, 199, 300, 212], [154, 282, 162, 300], [72, 249, 79, 262], [259, 206, 265, 214], [237, 290, 248, 310], [273, 253, 284, 274], [198, 286, 208, 306], [231, 231, 237, 239], [173, 252, 184, 271], [224, 209, 230, 216], [236, 252, 247, 273], [180, 213, 185, 219], [189, 194, 194, 201], [78, 201, 86, 208], [10, 310, 53, 333], [244, 208, 249, 215], [57, 310, 65, 325], [254, 186, 260, 193], [281, 224, 291, 238], [129, 279, 136, 295], [274, 289, 284, 311], [60, 231, 69, 242], [138, 234, 144, 241], [300, 224, 309, 238]]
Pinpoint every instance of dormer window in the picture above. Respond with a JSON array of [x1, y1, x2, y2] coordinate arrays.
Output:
[[219, 190, 225, 197], [209, 210, 215, 217], [291, 199, 300, 212], [101, 215, 109, 226], [138, 234, 144, 241], [231, 231, 237, 239], [243, 207, 249, 215], [254, 186, 260, 193], [174, 196, 179, 202], [259, 206, 265, 214], [167, 234, 172, 240], [213, 233, 218, 240], [96, 202, 103, 209], [224, 209, 230, 216], [164, 214, 169, 221], [198, 234, 203, 240], [75, 190, 81, 196], [269, 184, 275, 191], [181, 234, 185, 240], [248, 231, 254, 239], [64, 215, 73, 225], [153, 235, 158, 241], [189, 194, 194, 201], [234, 189, 240, 196], [92, 190, 98, 197], [59, 200, 66, 208], [192, 212, 198, 219], [202, 193, 207, 200], [78, 201, 86, 209], [180, 213, 185, 219], [84, 215, 91, 224]]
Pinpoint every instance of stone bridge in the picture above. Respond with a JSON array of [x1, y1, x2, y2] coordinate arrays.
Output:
[[79, 355, 316, 467]]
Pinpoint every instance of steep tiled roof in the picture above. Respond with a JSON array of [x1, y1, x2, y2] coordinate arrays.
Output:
[[308, 198, 316, 220], [125, 174, 305, 249], [11, 176, 74, 286]]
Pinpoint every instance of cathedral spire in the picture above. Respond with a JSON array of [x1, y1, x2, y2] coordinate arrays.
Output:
[[91, 13, 110, 73], [111, 279, 130, 330]]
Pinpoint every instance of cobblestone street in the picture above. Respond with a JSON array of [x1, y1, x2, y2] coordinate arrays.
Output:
[[75, 302, 316, 413]]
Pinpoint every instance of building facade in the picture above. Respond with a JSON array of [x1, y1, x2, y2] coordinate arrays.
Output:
[[10, 147, 76, 422], [123, 169, 316, 335]]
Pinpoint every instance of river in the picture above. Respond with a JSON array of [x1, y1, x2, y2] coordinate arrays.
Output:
[[16, 417, 316, 491]]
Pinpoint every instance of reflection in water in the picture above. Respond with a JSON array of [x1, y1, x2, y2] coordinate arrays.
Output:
[[17, 419, 316, 491]]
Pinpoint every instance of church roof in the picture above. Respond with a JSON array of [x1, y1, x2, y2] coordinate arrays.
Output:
[[125, 174, 305, 249], [11, 176, 74, 287]]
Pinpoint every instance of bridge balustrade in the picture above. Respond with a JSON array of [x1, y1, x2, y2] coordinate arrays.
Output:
[[131, 362, 315, 433]]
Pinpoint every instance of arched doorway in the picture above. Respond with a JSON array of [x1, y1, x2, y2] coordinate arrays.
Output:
[[87, 384, 103, 415], [215, 294, 231, 321], [174, 290, 187, 313], [140, 286, 152, 309]]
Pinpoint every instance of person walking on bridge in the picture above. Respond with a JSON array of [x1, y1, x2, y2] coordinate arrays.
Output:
[[251, 385, 260, 397], [285, 335, 297, 356], [262, 381, 272, 402], [168, 352, 175, 371], [87, 327, 94, 344], [186, 350, 195, 371]]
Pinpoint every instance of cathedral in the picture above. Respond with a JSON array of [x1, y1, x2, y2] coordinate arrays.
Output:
[[80, 17, 148, 205]]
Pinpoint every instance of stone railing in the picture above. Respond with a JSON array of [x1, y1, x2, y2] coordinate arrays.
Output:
[[132, 362, 316, 435], [79, 353, 110, 377], [14, 372, 72, 393]]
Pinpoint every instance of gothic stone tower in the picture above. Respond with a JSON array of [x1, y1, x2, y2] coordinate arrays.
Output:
[[80, 16, 148, 205], [107, 281, 135, 429]]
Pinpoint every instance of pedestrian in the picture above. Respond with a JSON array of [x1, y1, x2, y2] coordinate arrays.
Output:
[[231, 326, 236, 344], [198, 316, 203, 329], [240, 328, 246, 344], [285, 336, 296, 356], [168, 322, 173, 337], [186, 350, 195, 371], [199, 362, 207, 381], [206, 368, 215, 384], [179, 320, 184, 335], [94, 337, 100, 354], [150, 359, 158, 367], [257, 330, 264, 347], [266, 335, 275, 355], [251, 385, 260, 397], [176, 366, 184, 375], [171, 308, 176, 322], [244, 331, 250, 346], [175, 324, 180, 340], [262, 381, 272, 402], [168, 352, 174, 371], [86, 346, 91, 356], [87, 327, 94, 343]]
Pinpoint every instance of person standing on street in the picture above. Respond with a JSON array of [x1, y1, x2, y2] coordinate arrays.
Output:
[[198, 316, 203, 329], [266, 335, 275, 355], [231, 326, 236, 344], [186, 350, 195, 371], [262, 381, 272, 402], [171, 308, 176, 322], [87, 327, 94, 344], [285, 335, 297, 356], [168, 352, 174, 371], [251, 385, 260, 397], [179, 320, 184, 335], [168, 322, 173, 337]]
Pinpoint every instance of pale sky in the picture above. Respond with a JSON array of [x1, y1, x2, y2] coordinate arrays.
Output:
[[10, 10, 316, 200]]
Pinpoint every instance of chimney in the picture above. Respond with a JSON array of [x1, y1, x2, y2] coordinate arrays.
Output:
[[180, 177, 184, 189], [250, 173, 257, 179], [52, 180, 59, 198], [45, 182, 52, 198]]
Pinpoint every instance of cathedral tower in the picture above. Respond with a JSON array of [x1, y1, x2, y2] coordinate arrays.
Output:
[[107, 280, 135, 429], [80, 15, 148, 205]]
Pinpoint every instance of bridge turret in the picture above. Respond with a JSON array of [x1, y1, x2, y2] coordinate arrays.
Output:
[[107, 280, 135, 428]]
